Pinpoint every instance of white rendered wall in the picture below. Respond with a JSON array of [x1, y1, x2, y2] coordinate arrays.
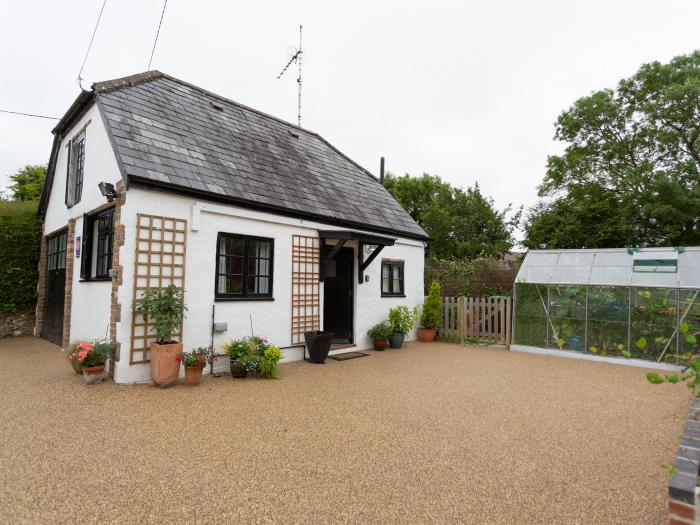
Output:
[[113, 189, 425, 383], [42, 103, 124, 347]]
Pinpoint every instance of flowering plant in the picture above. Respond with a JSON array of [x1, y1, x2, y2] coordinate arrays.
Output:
[[223, 336, 274, 374], [70, 338, 112, 368], [177, 346, 214, 368]]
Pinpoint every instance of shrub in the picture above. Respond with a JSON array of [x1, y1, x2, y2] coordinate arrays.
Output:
[[134, 284, 186, 343], [367, 322, 391, 339], [260, 346, 282, 379], [224, 336, 273, 374], [420, 281, 441, 328], [0, 200, 41, 311], [388, 305, 418, 334]]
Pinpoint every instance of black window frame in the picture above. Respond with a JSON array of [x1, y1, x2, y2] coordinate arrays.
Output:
[[65, 133, 85, 208], [381, 260, 405, 297], [47, 230, 68, 271], [80, 207, 114, 281], [215, 232, 274, 300]]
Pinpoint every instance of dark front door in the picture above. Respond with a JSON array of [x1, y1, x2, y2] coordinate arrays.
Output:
[[323, 247, 353, 343], [42, 230, 68, 346]]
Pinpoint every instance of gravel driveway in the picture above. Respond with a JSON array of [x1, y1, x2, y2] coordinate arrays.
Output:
[[0, 337, 690, 524]]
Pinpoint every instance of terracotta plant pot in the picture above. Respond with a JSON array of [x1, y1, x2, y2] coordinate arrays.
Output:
[[184, 366, 203, 386], [82, 363, 106, 385], [373, 338, 387, 351], [150, 341, 182, 388], [417, 327, 437, 343]]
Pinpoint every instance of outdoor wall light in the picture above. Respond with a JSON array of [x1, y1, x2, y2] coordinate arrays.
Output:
[[98, 182, 118, 202]]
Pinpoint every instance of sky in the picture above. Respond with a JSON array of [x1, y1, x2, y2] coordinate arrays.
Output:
[[1, 0, 699, 235]]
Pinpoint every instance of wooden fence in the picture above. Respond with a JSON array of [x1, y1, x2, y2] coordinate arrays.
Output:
[[438, 296, 511, 346]]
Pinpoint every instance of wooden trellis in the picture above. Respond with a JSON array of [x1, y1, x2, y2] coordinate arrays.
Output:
[[291, 235, 320, 345], [130, 214, 188, 364]]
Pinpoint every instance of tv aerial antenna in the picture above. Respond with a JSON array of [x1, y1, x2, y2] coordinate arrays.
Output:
[[277, 25, 303, 126]]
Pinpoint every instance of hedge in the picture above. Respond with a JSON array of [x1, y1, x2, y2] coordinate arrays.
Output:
[[424, 257, 521, 298], [0, 201, 42, 311]]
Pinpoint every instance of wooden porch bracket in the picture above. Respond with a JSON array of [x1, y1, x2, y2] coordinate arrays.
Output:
[[358, 243, 385, 284]]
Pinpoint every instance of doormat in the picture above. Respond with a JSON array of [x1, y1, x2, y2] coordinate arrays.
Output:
[[328, 351, 369, 361]]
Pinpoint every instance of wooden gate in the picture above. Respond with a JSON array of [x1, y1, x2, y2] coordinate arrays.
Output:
[[438, 296, 511, 345]]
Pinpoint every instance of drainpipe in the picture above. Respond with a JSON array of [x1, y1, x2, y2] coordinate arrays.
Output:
[[379, 157, 385, 186]]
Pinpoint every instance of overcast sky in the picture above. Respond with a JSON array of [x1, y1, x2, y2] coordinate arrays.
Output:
[[1, 0, 699, 232]]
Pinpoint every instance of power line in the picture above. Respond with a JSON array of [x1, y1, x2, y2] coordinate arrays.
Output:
[[147, 0, 168, 70], [77, 0, 109, 90], [0, 109, 59, 120]]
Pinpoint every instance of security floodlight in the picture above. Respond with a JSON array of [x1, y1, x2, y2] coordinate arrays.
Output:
[[98, 182, 118, 202]]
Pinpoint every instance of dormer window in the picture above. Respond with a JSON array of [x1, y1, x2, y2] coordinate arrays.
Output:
[[65, 132, 85, 207]]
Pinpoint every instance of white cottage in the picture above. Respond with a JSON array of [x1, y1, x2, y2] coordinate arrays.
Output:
[[36, 71, 428, 384]]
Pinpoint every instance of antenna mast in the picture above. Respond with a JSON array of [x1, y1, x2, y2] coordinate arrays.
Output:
[[277, 25, 303, 126]]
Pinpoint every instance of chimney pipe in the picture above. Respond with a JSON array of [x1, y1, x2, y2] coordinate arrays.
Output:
[[379, 157, 385, 186]]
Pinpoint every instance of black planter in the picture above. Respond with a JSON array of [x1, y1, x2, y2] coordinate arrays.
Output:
[[388, 333, 405, 349], [230, 362, 247, 378], [304, 331, 335, 363]]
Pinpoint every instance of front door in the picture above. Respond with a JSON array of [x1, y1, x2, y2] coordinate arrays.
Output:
[[42, 230, 68, 346], [323, 247, 353, 343]]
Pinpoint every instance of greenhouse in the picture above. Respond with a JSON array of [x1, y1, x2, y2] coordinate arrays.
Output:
[[512, 247, 700, 367]]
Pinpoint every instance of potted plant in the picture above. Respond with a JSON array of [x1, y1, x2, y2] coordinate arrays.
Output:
[[418, 281, 441, 342], [224, 336, 269, 378], [367, 322, 391, 350], [304, 330, 334, 363], [177, 346, 213, 386], [259, 345, 282, 379], [134, 284, 187, 388], [224, 337, 254, 378], [387, 305, 418, 349], [72, 338, 112, 384]]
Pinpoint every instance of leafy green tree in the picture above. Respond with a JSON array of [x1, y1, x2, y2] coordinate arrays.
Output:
[[525, 51, 700, 249], [384, 173, 520, 258], [7, 165, 46, 201]]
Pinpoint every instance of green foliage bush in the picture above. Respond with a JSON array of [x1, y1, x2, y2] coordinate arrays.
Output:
[[134, 284, 186, 343], [425, 257, 520, 298], [367, 321, 391, 339], [420, 282, 441, 328], [0, 200, 41, 311], [388, 305, 418, 334]]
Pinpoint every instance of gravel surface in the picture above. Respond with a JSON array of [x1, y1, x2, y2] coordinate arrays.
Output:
[[0, 337, 690, 524]]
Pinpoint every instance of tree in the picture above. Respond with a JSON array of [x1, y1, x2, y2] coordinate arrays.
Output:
[[384, 173, 520, 258], [524, 51, 700, 249], [7, 165, 46, 201]]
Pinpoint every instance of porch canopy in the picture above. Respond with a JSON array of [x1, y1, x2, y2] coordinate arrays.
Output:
[[318, 230, 395, 283]]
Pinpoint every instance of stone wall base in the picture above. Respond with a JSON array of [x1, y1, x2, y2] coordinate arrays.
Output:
[[0, 310, 37, 337]]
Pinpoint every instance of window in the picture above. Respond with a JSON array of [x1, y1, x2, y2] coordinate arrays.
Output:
[[65, 133, 85, 207], [46, 231, 68, 271], [81, 208, 114, 280], [381, 260, 404, 296], [216, 233, 273, 299]]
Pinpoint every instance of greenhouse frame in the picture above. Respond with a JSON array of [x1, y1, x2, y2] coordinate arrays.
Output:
[[512, 247, 700, 369]]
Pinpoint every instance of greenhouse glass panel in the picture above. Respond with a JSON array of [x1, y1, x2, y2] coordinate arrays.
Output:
[[586, 286, 629, 357], [630, 287, 678, 363], [679, 289, 700, 356], [547, 286, 586, 351], [513, 283, 547, 347]]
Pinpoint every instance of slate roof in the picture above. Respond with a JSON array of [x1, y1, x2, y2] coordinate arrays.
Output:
[[92, 71, 427, 240]]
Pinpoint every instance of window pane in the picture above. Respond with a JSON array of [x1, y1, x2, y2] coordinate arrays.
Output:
[[220, 236, 245, 256], [257, 276, 269, 294], [224, 275, 243, 294], [250, 239, 270, 258], [247, 275, 257, 294]]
